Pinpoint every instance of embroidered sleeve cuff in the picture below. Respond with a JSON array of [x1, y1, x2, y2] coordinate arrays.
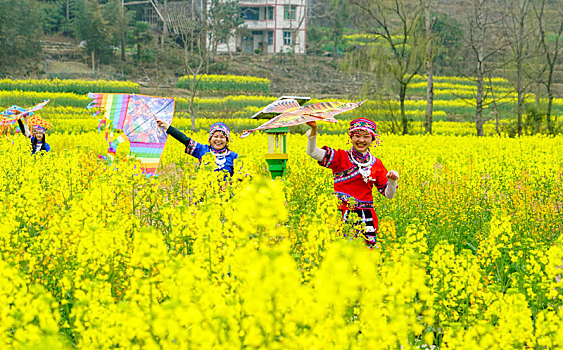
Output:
[[185, 139, 198, 155], [318, 146, 335, 168]]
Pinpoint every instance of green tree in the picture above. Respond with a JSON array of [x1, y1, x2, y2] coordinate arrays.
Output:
[[39, 0, 76, 35], [73, 0, 113, 71], [103, 0, 133, 62], [429, 13, 463, 74], [131, 21, 153, 65], [40, 0, 65, 34], [0, 0, 43, 72]]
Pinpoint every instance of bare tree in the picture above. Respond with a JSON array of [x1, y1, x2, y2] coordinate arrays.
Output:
[[161, 0, 169, 47], [162, 0, 244, 130], [206, 0, 244, 57], [284, 0, 307, 55], [501, 0, 533, 136], [165, 1, 207, 130], [465, 0, 505, 136], [532, 0, 563, 134], [347, 0, 424, 135]]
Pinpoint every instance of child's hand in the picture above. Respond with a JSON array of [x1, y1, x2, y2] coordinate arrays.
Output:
[[156, 120, 169, 130], [306, 121, 318, 137], [387, 170, 399, 181]]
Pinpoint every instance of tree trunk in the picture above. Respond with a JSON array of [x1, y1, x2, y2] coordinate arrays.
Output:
[[121, 37, 126, 61], [425, 72, 434, 134], [161, 0, 168, 47], [333, 22, 339, 61], [118, 5, 126, 62], [424, 6, 434, 134], [190, 98, 196, 131], [516, 24, 523, 137], [534, 81, 541, 134], [488, 75, 500, 136], [91, 50, 95, 72], [546, 89, 554, 134], [546, 70, 554, 134], [189, 72, 198, 131], [517, 91, 523, 136], [516, 71, 523, 136], [183, 45, 189, 73], [400, 83, 408, 135], [475, 62, 484, 136]]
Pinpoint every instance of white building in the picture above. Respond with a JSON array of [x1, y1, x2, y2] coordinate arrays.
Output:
[[216, 0, 307, 54], [131, 0, 306, 54]]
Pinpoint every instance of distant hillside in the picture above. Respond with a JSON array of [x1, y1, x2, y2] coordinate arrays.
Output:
[[14, 35, 563, 100], [38, 43, 368, 99]]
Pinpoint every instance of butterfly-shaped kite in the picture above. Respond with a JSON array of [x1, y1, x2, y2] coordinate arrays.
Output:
[[240, 99, 366, 138], [87, 93, 175, 175], [0, 100, 50, 135]]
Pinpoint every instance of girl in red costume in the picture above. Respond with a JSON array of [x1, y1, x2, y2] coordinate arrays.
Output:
[[306, 118, 399, 247]]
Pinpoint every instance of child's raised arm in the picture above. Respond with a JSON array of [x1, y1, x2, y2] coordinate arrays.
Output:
[[17, 118, 31, 138], [157, 119, 192, 147], [305, 121, 326, 161]]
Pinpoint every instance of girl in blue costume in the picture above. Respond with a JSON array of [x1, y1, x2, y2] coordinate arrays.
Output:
[[17, 118, 51, 154], [156, 120, 238, 176]]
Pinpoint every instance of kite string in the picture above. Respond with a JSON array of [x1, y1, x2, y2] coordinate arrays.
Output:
[[125, 97, 172, 139]]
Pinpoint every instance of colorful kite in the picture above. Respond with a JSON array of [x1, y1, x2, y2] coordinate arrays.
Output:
[[0, 100, 50, 135], [87, 93, 175, 175], [27, 115, 53, 130], [240, 99, 366, 138]]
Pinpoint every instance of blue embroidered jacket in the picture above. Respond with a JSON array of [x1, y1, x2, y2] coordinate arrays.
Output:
[[167, 125, 238, 176]]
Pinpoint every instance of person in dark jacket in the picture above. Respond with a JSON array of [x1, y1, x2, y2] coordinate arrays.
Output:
[[17, 118, 51, 154], [156, 120, 238, 176]]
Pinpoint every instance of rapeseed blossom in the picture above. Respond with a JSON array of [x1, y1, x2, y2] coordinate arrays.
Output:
[[0, 79, 562, 348]]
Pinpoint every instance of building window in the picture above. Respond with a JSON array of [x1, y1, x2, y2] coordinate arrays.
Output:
[[241, 7, 259, 21], [267, 6, 274, 20], [284, 5, 296, 20], [268, 31, 273, 45], [283, 31, 292, 45]]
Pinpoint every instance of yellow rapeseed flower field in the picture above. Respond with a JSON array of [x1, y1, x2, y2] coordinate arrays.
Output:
[[0, 127, 562, 349], [177, 74, 271, 94], [1, 78, 562, 348]]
